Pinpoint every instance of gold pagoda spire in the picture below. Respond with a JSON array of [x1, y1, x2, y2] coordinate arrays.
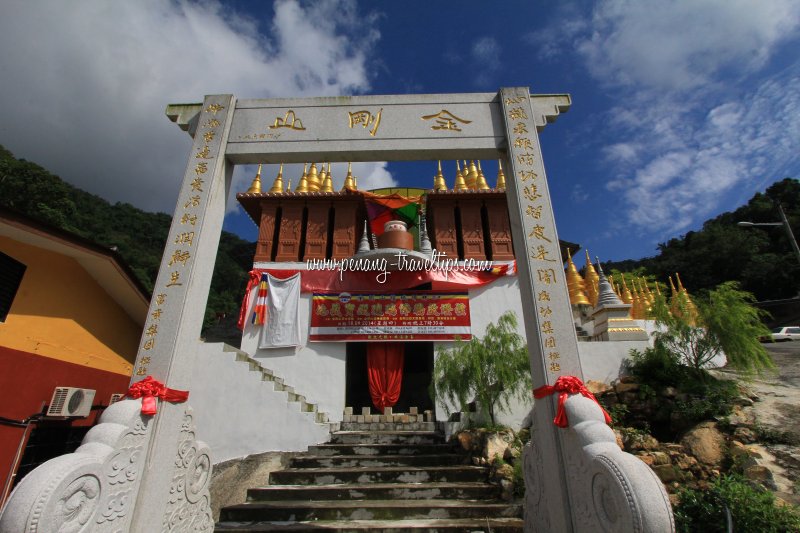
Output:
[[268, 163, 284, 194], [342, 162, 355, 191], [295, 163, 310, 192], [433, 160, 448, 191], [465, 160, 479, 189], [630, 281, 645, 319], [620, 274, 633, 304], [453, 160, 468, 191], [496, 159, 506, 189], [306, 162, 320, 192], [584, 249, 600, 307], [246, 164, 263, 194], [286, 178, 292, 193], [565, 249, 590, 306], [476, 161, 490, 190], [321, 163, 334, 192]]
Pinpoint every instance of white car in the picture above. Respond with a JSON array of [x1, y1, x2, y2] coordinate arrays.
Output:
[[769, 326, 800, 342]]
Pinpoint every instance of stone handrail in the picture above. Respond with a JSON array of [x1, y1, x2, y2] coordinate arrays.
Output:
[[0, 399, 213, 533], [524, 394, 675, 532]]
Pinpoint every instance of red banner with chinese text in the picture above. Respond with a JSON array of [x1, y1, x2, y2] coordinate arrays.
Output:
[[309, 292, 471, 342]]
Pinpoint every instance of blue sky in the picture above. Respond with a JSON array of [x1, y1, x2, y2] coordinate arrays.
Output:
[[1, 1, 799, 262]]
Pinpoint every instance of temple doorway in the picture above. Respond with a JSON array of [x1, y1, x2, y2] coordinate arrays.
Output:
[[345, 342, 434, 415]]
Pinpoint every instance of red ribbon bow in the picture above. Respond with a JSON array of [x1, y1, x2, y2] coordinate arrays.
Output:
[[127, 376, 189, 416], [533, 375, 611, 428]]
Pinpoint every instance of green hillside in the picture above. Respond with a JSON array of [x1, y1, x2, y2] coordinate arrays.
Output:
[[604, 178, 800, 301], [0, 145, 253, 334]]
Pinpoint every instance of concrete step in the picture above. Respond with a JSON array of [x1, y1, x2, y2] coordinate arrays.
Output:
[[289, 453, 469, 468], [269, 465, 488, 485], [339, 421, 436, 432], [308, 443, 457, 456], [330, 431, 442, 445], [215, 517, 524, 532], [220, 499, 523, 522], [245, 482, 501, 502]]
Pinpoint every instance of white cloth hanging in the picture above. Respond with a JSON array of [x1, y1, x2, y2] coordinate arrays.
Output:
[[259, 273, 301, 348]]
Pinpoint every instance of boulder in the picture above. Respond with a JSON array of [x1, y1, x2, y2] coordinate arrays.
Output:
[[681, 421, 726, 466], [585, 380, 612, 395], [733, 426, 756, 444], [615, 382, 640, 394], [484, 430, 514, 461]]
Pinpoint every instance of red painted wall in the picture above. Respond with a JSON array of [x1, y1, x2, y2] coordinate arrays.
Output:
[[0, 346, 129, 495]]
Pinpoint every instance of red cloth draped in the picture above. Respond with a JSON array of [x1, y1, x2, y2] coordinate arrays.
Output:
[[533, 375, 612, 428], [127, 376, 189, 416], [367, 343, 404, 411]]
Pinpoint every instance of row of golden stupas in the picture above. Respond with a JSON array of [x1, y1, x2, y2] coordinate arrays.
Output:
[[245, 162, 361, 194], [243, 160, 508, 195], [565, 249, 698, 323], [432, 160, 506, 191]]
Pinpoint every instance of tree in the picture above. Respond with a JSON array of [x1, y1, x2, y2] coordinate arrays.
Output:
[[651, 282, 773, 373], [432, 311, 531, 425]]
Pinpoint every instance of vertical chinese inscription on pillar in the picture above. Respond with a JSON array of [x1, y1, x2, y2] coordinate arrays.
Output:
[[132, 99, 231, 379], [500, 88, 580, 380]]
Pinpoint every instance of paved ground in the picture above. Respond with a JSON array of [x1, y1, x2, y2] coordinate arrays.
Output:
[[719, 342, 800, 504]]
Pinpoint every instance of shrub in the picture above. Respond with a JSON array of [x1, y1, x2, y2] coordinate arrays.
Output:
[[431, 311, 530, 426], [674, 475, 800, 532]]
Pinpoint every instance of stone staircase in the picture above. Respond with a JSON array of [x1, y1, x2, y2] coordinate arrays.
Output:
[[215, 415, 523, 532], [224, 345, 332, 425]]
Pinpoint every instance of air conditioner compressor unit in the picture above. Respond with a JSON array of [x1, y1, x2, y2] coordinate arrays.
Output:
[[46, 387, 96, 418]]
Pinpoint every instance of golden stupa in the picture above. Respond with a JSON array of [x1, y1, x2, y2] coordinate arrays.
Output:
[[268, 163, 284, 194], [675, 273, 699, 325], [465, 160, 479, 189], [584, 249, 600, 307], [453, 160, 468, 191], [433, 160, 447, 191], [620, 275, 634, 305], [476, 161, 490, 190], [565, 249, 591, 306], [246, 164, 262, 194], [306, 162, 321, 192], [321, 163, 334, 192], [496, 160, 506, 189], [295, 163, 310, 193], [342, 162, 355, 191]]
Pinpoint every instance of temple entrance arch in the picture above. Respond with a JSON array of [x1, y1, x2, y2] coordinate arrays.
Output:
[[0, 90, 674, 533]]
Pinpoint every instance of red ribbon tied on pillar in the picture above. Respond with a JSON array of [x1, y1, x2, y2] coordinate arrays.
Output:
[[533, 375, 612, 428], [127, 376, 189, 416]]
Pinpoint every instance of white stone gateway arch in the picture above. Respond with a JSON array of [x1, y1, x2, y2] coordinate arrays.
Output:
[[0, 89, 674, 532]]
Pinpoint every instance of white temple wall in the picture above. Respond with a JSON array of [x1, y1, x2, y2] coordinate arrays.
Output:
[[190, 342, 331, 463]]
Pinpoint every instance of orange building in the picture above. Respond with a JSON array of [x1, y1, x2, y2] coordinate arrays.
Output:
[[0, 208, 148, 503]]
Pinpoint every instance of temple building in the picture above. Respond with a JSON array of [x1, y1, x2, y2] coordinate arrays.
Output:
[[233, 160, 675, 433]]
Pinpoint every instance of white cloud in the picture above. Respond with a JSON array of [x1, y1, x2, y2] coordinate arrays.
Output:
[[470, 37, 501, 87], [0, 0, 383, 216], [576, 0, 800, 92], [533, 0, 800, 240]]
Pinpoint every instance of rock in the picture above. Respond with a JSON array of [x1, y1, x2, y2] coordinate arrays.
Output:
[[484, 431, 513, 461], [585, 380, 612, 395], [503, 445, 521, 462], [744, 465, 777, 490], [457, 431, 475, 452], [627, 433, 659, 451], [733, 396, 754, 407], [652, 464, 680, 483], [729, 441, 750, 461], [637, 453, 655, 466], [618, 375, 637, 384], [681, 422, 726, 466], [615, 382, 640, 394], [733, 426, 757, 444]]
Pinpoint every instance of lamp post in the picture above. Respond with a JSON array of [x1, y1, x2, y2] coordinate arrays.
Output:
[[738, 202, 800, 267]]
